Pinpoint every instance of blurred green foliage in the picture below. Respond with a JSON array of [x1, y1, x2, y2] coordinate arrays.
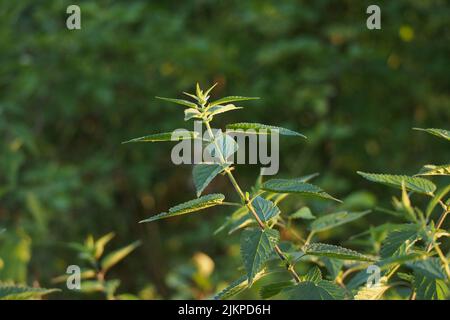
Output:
[[0, 0, 448, 299]]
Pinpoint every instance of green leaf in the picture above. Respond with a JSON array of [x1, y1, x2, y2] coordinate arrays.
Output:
[[226, 122, 306, 138], [240, 228, 279, 285], [205, 133, 239, 160], [322, 258, 344, 280], [259, 281, 294, 299], [94, 232, 115, 259], [214, 270, 267, 300], [302, 266, 322, 283], [184, 108, 202, 121], [354, 281, 390, 300], [290, 207, 316, 220], [409, 258, 447, 279], [357, 172, 436, 195], [101, 240, 141, 273], [310, 210, 370, 232], [252, 196, 280, 222], [140, 194, 225, 223], [416, 164, 450, 176], [156, 96, 198, 108], [262, 179, 341, 202], [193, 164, 229, 197], [410, 259, 450, 300], [122, 131, 199, 143], [0, 283, 59, 300], [286, 280, 346, 300], [380, 224, 420, 258], [414, 127, 450, 141], [206, 104, 242, 117], [414, 274, 449, 300], [209, 96, 259, 107], [303, 243, 375, 262]]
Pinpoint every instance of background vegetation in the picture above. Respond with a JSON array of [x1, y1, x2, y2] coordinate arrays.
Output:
[[1, 0, 449, 299]]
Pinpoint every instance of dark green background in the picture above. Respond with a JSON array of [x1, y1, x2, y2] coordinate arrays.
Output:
[[1, 0, 449, 298]]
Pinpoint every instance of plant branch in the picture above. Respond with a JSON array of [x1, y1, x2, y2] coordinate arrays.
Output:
[[203, 119, 301, 283]]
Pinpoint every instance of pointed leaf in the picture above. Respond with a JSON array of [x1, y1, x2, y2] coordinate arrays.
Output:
[[209, 96, 259, 107], [184, 108, 202, 121], [286, 280, 346, 300], [0, 284, 59, 300], [380, 224, 420, 258], [262, 179, 340, 202], [207, 104, 242, 117], [290, 207, 316, 220], [302, 266, 322, 283], [101, 241, 141, 273], [355, 281, 390, 300], [122, 131, 199, 143], [416, 164, 450, 176], [357, 172, 436, 194], [214, 270, 267, 300], [252, 196, 280, 222], [140, 194, 225, 223], [240, 228, 279, 285], [193, 164, 229, 197], [259, 281, 294, 299], [205, 133, 238, 160], [156, 96, 197, 108], [226, 122, 306, 138], [303, 243, 375, 262], [95, 232, 115, 259], [414, 128, 450, 141], [310, 210, 370, 232]]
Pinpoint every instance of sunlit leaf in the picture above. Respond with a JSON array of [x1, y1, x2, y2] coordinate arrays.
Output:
[[226, 122, 306, 138], [357, 172, 436, 195], [241, 228, 279, 285], [140, 194, 225, 223]]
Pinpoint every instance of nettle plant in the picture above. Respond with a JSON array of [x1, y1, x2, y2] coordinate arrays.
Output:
[[124, 84, 387, 300], [54, 233, 141, 300], [355, 128, 449, 300]]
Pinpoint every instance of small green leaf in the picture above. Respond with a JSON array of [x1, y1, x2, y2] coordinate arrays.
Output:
[[410, 259, 450, 300], [206, 104, 242, 117], [416, 164, 450, 176], [140, 194, 225, 223], [380, 224, 420, 258], [122, 131, 199, 143], [252, 196, 280, 222], [286, 280, 346, 300], [156, 96, 198, 108], [357, 172, 436, 195], [184, 108, 202, 121], [0, 283, 59, 300], [214, 270, 267, 300], [193, 164, 229, 197], [94, 232, 115, 259], [209, 96, 259, 107], [414, 127, 450, 141], [310, 210, 370, 232], [101, 240, 141, 273], [303, 243, 375, 262], [260, 281, 294, 299], [262, 179, 341, 202], [241, 228, 279, 285], [302, 266, 322, 283], [226, 122, 306, 138], [354, 280, 390, 300], [290, 207, 316, 220], [205, 133, 239, 160]]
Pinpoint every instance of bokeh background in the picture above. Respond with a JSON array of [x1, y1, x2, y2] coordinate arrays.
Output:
[[1, 0, 449, 299]]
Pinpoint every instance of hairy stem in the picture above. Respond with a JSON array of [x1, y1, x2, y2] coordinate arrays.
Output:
[[203, 120, 301, 283]]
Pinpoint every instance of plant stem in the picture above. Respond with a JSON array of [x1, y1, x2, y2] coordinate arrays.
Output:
[[203, 120, 301, 283]]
